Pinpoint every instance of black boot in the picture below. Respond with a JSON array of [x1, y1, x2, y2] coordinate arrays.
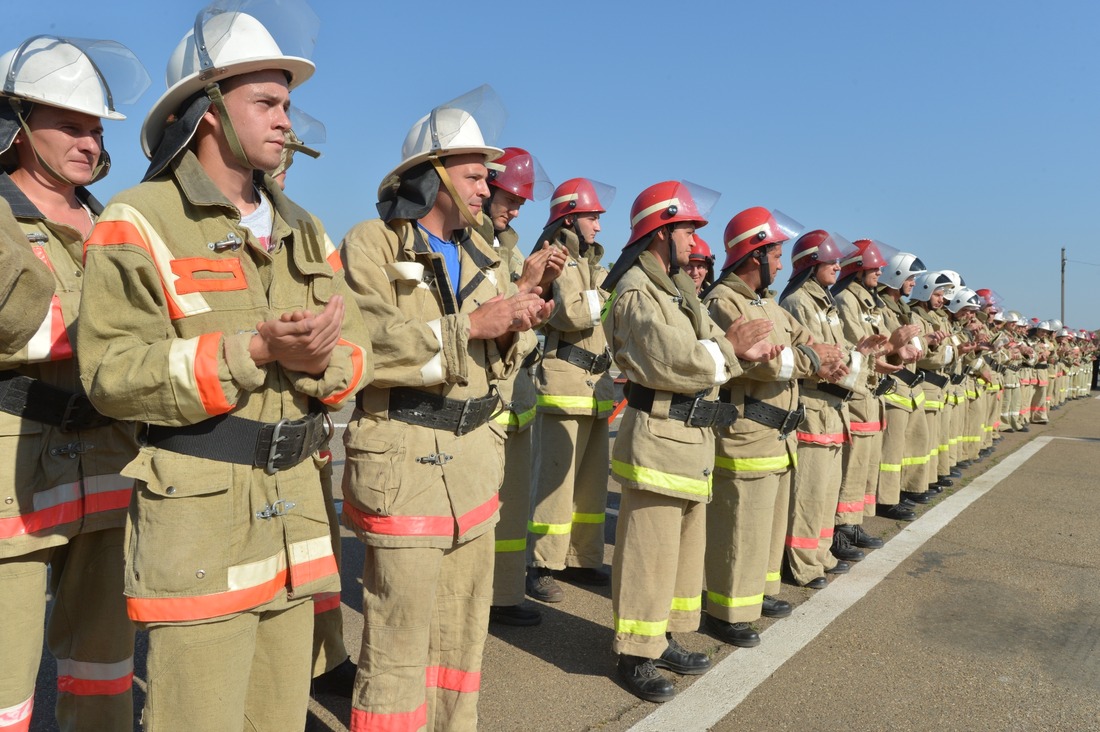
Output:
[[654, 635, 710, 675], [311, 657, 357, 699], [617, 655, 675, 702], [830, 528, 865, 562], [876, 503, 917, 521], [761, 595, 792, 618], [704, 614, 761, 647], [837, 523, 883, 550]]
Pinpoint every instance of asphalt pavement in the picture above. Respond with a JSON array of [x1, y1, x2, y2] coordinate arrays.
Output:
[[32, 393, 1100, 731]]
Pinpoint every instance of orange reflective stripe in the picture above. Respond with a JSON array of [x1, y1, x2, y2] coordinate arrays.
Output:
[[83, 474, 133, 516], [820, 527, 834, 539], [170, 257, 248, 295], [314, 592, 341, 614], [426, 665, 481, 693], [288, 536, 338, 587], [836, 500, 864, 513], [86, 219, 187, 321], [849, 421, 882, 432], [0, 482, 81, 539], [863, 493, 877, 506], [126, 569, 287, 623], [785, 535, 818, 549], [320, 338, 367, 406], [0, 694, 33, 731], [350, 704, 427, 732], [326, 247, 343, 273], [56, 658, 134, 697], [456, 493, 499, 536], [194, 332, 234, 416], [344, 494, 499, 539], [796, 431, 846, 445]]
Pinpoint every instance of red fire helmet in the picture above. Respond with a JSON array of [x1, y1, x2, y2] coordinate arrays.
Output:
[[545, 177, 614, 226], [789, 229, 844, 276], [626, 180, 719, 246], [839, 238, 887, 280], [689, 234, 714, 263], [720, 207, 802, 271], [486, 147, 553, 201]]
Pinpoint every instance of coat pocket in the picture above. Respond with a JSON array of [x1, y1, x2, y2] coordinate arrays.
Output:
[[343, 420, 405, 516], [123, 447, 233, 596]]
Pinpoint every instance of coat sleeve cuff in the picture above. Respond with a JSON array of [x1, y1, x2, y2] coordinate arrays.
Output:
[[223, 331, 267, 392]]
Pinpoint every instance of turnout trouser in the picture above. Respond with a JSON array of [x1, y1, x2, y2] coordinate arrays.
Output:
[[706, 468, 790, 623], [143, 595, 312, 732], [786, 442, 842, 585], [494, 428, 533, 607], [0, 528, 134, 732], [612, 487, 705, 659], [352, 533, 494, 732], [529, 414, 609, 571], [313, 454, 348, 677]]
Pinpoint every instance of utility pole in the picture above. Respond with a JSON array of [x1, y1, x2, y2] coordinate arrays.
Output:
[[1061, 247, 1066, 324]]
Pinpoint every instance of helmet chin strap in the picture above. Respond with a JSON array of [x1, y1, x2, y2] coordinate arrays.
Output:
[[667, 226, 680, 277], [205, 83, 255, 172], [11, 99, 108, 186], [754, 248, 772, 294], [430, 155, 482, 230]]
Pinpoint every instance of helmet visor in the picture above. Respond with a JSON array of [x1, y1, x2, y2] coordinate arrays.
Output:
[[427, 84, 506, 153]]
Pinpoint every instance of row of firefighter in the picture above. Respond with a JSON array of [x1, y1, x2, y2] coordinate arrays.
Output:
[[1, 1, 1096, 730]]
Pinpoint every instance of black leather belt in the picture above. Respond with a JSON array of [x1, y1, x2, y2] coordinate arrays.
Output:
[[1035, 362, 1049, 369], [874, 376, 897, 397], [384, 386, 500, 436], [556, 341, 612, 375], [739, 396, 805, 437], [991, 363, 1007, 374], [145, 411, 331, 474], [950, 373, 967, 385], [0, 371, 113, 432], [919, 370, 949, 388], [801, 380, 853, 401], [627, 383, 737, 428], [894, 368, 925, 388]]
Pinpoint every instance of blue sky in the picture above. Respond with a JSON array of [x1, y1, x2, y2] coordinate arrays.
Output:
[[8, 1, 1098, 328]]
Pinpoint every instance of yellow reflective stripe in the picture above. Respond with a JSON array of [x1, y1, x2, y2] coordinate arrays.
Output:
[[611, 460, 712, 496], [901, 455, 930, 466], [948, 437, 960, 445], [537, 395, 603, 411], [671, 594, 702, 612], [614, 614, 667, 637], [938, 443, 949, 451], [925, 400, 944, 409], [879, 463, 902, 472], [766, 571, 781, 583], [714, 453, 794, 473], [495, 538, 526, 553], [597, 400, 615, 412], [707, 590, 764, 608], [914, 391, 926, 406], [572, 512, 605, 525], [527, 520, 571, 536], [495, 405, 538, 427], [884, 393, 915, 408]]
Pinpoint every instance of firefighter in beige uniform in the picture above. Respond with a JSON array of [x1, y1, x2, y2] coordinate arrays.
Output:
[[339, 88, 547, 731], [78, 5, 372, 729], [779, 230, 882, 588], [703, 208, 846, 644], [0, 36, 149, 732], [0, 198, 54, 355], [604, 181, 779, 703], [271, 128, 360, 696], [475, 146, 561, 626], [834, 240, 921, 525], [527, 177, 617, 603]]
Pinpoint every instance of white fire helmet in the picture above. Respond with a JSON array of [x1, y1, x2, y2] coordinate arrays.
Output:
[[945, 287, 981, 314]]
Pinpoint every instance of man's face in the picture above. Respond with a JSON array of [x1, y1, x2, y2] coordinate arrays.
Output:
[[764, 242, 784, 280], [16, 105, 103, 186], [670, 223, 696, 267], [684, 260, 708, 290], [572, 212, 601, 245], [488, 189, 525, 233], [900, 275, 916, 296], [218, 70, 291, 173], [439, 153, 490, 230], [814, 259, 840, 287], [929, 289, 945, 309], [862, 268, 881, 288]]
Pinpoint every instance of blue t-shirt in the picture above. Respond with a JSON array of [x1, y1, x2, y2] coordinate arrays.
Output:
[[419, 224, 461, 303]]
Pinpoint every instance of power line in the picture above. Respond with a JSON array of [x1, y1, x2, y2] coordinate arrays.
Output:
[[1066, 259, 1100, 268]]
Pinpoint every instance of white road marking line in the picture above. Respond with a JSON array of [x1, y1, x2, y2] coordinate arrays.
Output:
[[629, 436, 1059, 732]]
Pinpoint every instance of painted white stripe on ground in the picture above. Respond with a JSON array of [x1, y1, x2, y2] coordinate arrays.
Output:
[[630, 436, 1055, 732]]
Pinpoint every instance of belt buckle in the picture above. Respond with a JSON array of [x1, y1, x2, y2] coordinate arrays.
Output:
[[778, 404, 805, 440], [266, 418, 291, 474], [455, 397, 474, 436], [59, 393, 85, 433], [912, 370, 926, 388], [684, 396, 705, 427]]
